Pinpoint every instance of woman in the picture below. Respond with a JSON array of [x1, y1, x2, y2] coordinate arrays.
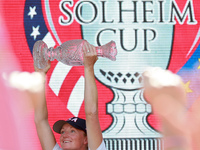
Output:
[[34, 41, 106, 150]]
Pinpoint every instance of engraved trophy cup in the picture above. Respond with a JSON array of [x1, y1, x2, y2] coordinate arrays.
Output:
[[33, 39, 117, 69]]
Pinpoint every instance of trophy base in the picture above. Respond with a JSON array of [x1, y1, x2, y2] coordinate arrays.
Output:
[[33, 40, 48, 69], [104, 138, 163, 150]]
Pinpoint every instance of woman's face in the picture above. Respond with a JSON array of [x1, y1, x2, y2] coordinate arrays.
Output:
[[60, 123, 88, 150]]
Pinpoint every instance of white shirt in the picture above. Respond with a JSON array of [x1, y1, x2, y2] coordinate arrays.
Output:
[[53, 140, 106, 150]]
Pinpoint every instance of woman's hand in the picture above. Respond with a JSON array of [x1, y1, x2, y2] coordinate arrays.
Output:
[[82, 40, 98, 69]]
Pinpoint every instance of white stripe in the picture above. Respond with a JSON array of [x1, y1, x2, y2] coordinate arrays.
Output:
[[67, 76, 84, 116], [49, 62, 72, 96], [44, 1, 61, 45], [186, 27, 200, 57], [42, 32, 55, 48]]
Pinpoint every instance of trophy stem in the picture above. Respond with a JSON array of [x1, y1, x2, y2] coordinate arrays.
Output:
[[46, 47, 61, 62], [103, 88, 163, 149]]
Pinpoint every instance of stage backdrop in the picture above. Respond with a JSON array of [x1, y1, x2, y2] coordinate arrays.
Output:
[[1, 0, 200, 149]]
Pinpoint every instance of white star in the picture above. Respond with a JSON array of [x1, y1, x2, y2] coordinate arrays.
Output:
[[28, 6, 37, 19], [30, 25, 40, 40]]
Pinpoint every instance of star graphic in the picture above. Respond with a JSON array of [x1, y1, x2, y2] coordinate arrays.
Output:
[[182, 81, 193, 93], [30, 25, 40, 40], [28, 6, 37, 19], [198, 58, 200, 69]]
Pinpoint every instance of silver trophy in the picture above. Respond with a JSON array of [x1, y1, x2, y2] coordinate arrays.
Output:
[[81, 0, 173, 149]]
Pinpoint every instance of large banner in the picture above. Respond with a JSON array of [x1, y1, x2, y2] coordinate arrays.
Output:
[[1, 0, 200, 149]]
